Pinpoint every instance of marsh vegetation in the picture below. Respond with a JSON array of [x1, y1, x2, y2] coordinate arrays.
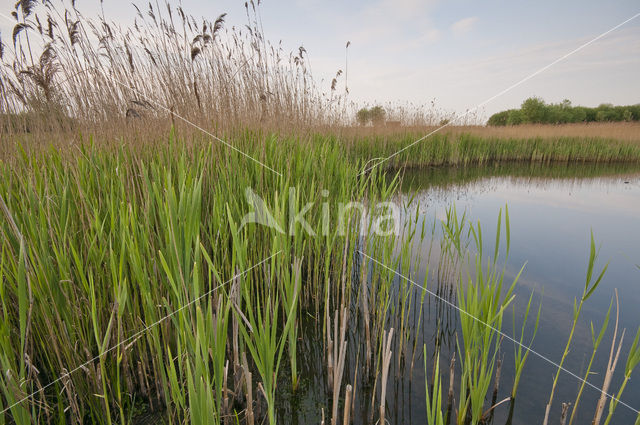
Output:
[[1, 1, 640, 424]]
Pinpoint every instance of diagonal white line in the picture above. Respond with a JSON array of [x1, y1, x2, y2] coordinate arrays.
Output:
[[0, 251, 281, 416], [358, 249, 640, 416], [359, 12, 640, 176], [0, 12, 281, 177]]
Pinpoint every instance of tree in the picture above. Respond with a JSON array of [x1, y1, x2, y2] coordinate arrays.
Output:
[[487, 110, 510, 126], [570, 107, 587, 123], [369, 106, 386, 125], [595, 110, 608, 122], [356, 108, 370, 126], [486, 98, 640, 126], [521, 97, 547, 123], [506, 109, 524, 125]]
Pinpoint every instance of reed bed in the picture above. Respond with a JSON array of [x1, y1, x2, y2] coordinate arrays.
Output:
[[0, 132, 639, 424], [1, 1, 640, 424], [0, 0, 350, 133], [346, 132, 640, 170], [332, 122, 640, 143], [0, 132, 395, 424]]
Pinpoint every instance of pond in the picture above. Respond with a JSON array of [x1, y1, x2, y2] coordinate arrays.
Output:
[[398, 162, 640, 424], [279, 162, 640, 425]]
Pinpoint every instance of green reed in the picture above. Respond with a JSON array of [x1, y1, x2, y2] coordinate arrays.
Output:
[[347, 133, 640, 169], [543, 232, 608, 425], [0, 131, 394, 424], [511, 290, 542, 399], [424, 347, 445, 425], [442, 206, 522, 425], [568, 298, 612, 425], [1, 126, 639, 425], [603, 326, 640, 425]]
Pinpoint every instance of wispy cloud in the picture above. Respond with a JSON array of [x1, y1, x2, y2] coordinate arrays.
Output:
[[451, 16, 478, 36], [330, 25, 640, 117], [342, 0, 439, 46], [365, 0, 438, 22]]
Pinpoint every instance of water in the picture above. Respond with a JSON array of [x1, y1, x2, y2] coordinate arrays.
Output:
[[398, 162, 640, 424], [279, 162, 640, 425]]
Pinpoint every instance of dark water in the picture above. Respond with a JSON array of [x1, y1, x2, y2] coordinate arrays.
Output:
[[278, 162, 640, 425], [397, 162, 640, 425]]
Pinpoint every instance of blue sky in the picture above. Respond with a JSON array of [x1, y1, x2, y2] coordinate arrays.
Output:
[[1, 0, 639, 118]]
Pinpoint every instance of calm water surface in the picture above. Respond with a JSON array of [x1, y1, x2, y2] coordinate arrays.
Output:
[[397, 163, 640, 425]]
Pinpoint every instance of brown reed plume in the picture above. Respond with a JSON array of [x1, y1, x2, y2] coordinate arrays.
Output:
[[0, 0, 352, 134]]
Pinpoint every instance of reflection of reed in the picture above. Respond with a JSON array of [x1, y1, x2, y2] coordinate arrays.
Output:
[[399, 161, 640, 198], [424, 235, 463, 351]]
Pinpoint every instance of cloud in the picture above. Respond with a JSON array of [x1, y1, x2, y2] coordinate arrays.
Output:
[[451, 16, 478, 36], [366, 0, 438, 22], [336, 25, 640, 118], [419, 28, 441, 44], [344, 0, 439, 46]]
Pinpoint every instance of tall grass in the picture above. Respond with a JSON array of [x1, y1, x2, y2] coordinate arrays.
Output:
[[543, 232, 608, 425], [443, 207, 522, 425], [0, 132, 395, 424], [510, 289, 541, 401], [424, 348, 445, 425], [0, 0, 347, 131], [348, 132, 640, 170]]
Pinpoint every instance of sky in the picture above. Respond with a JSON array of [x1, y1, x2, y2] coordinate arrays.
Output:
[[1, 0, 639, 119]]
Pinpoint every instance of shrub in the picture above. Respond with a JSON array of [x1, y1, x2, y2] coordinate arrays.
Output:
[[356, 108, 370, 125], [521, 97, 547, 123], [487, 97, 640, 125], [356, 105, 386, 126], [369, 106, 386, 125], [487, 110, 509, 126]]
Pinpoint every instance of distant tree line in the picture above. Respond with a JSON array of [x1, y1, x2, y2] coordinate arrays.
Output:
[[487, 97, 640, 126], [356, 106, 386, 125]]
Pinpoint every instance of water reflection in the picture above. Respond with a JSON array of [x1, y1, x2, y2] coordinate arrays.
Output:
[[396, 162, 640, 424]]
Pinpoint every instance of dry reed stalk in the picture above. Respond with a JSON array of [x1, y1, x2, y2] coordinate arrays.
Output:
[[223, 360, 230, 425], [343, 384, 352, 425], [351, 351, 359, 421], [331, 308, 348, 425], [359, 259, 372, 372], [231, 277, 242, 396], [482, 397, 512, 423], [494, 358, 502, 394], [136, 361, 146, 398], [379, 328, 394, 425], [593, 291, 625, 425], [479, 356, 504, 423], [242, 352, 254, 425], [340, 230, 350, 308], [445, 352, 456, 424], [327, 308, 334, 390], [60, 368, 80, 424], [561, 403, 571, 425]]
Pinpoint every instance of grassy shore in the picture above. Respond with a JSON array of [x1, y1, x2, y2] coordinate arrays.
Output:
[[0, 131, 416, 424], [5, 123, 640, 172], [343, 127, 640, 169]]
